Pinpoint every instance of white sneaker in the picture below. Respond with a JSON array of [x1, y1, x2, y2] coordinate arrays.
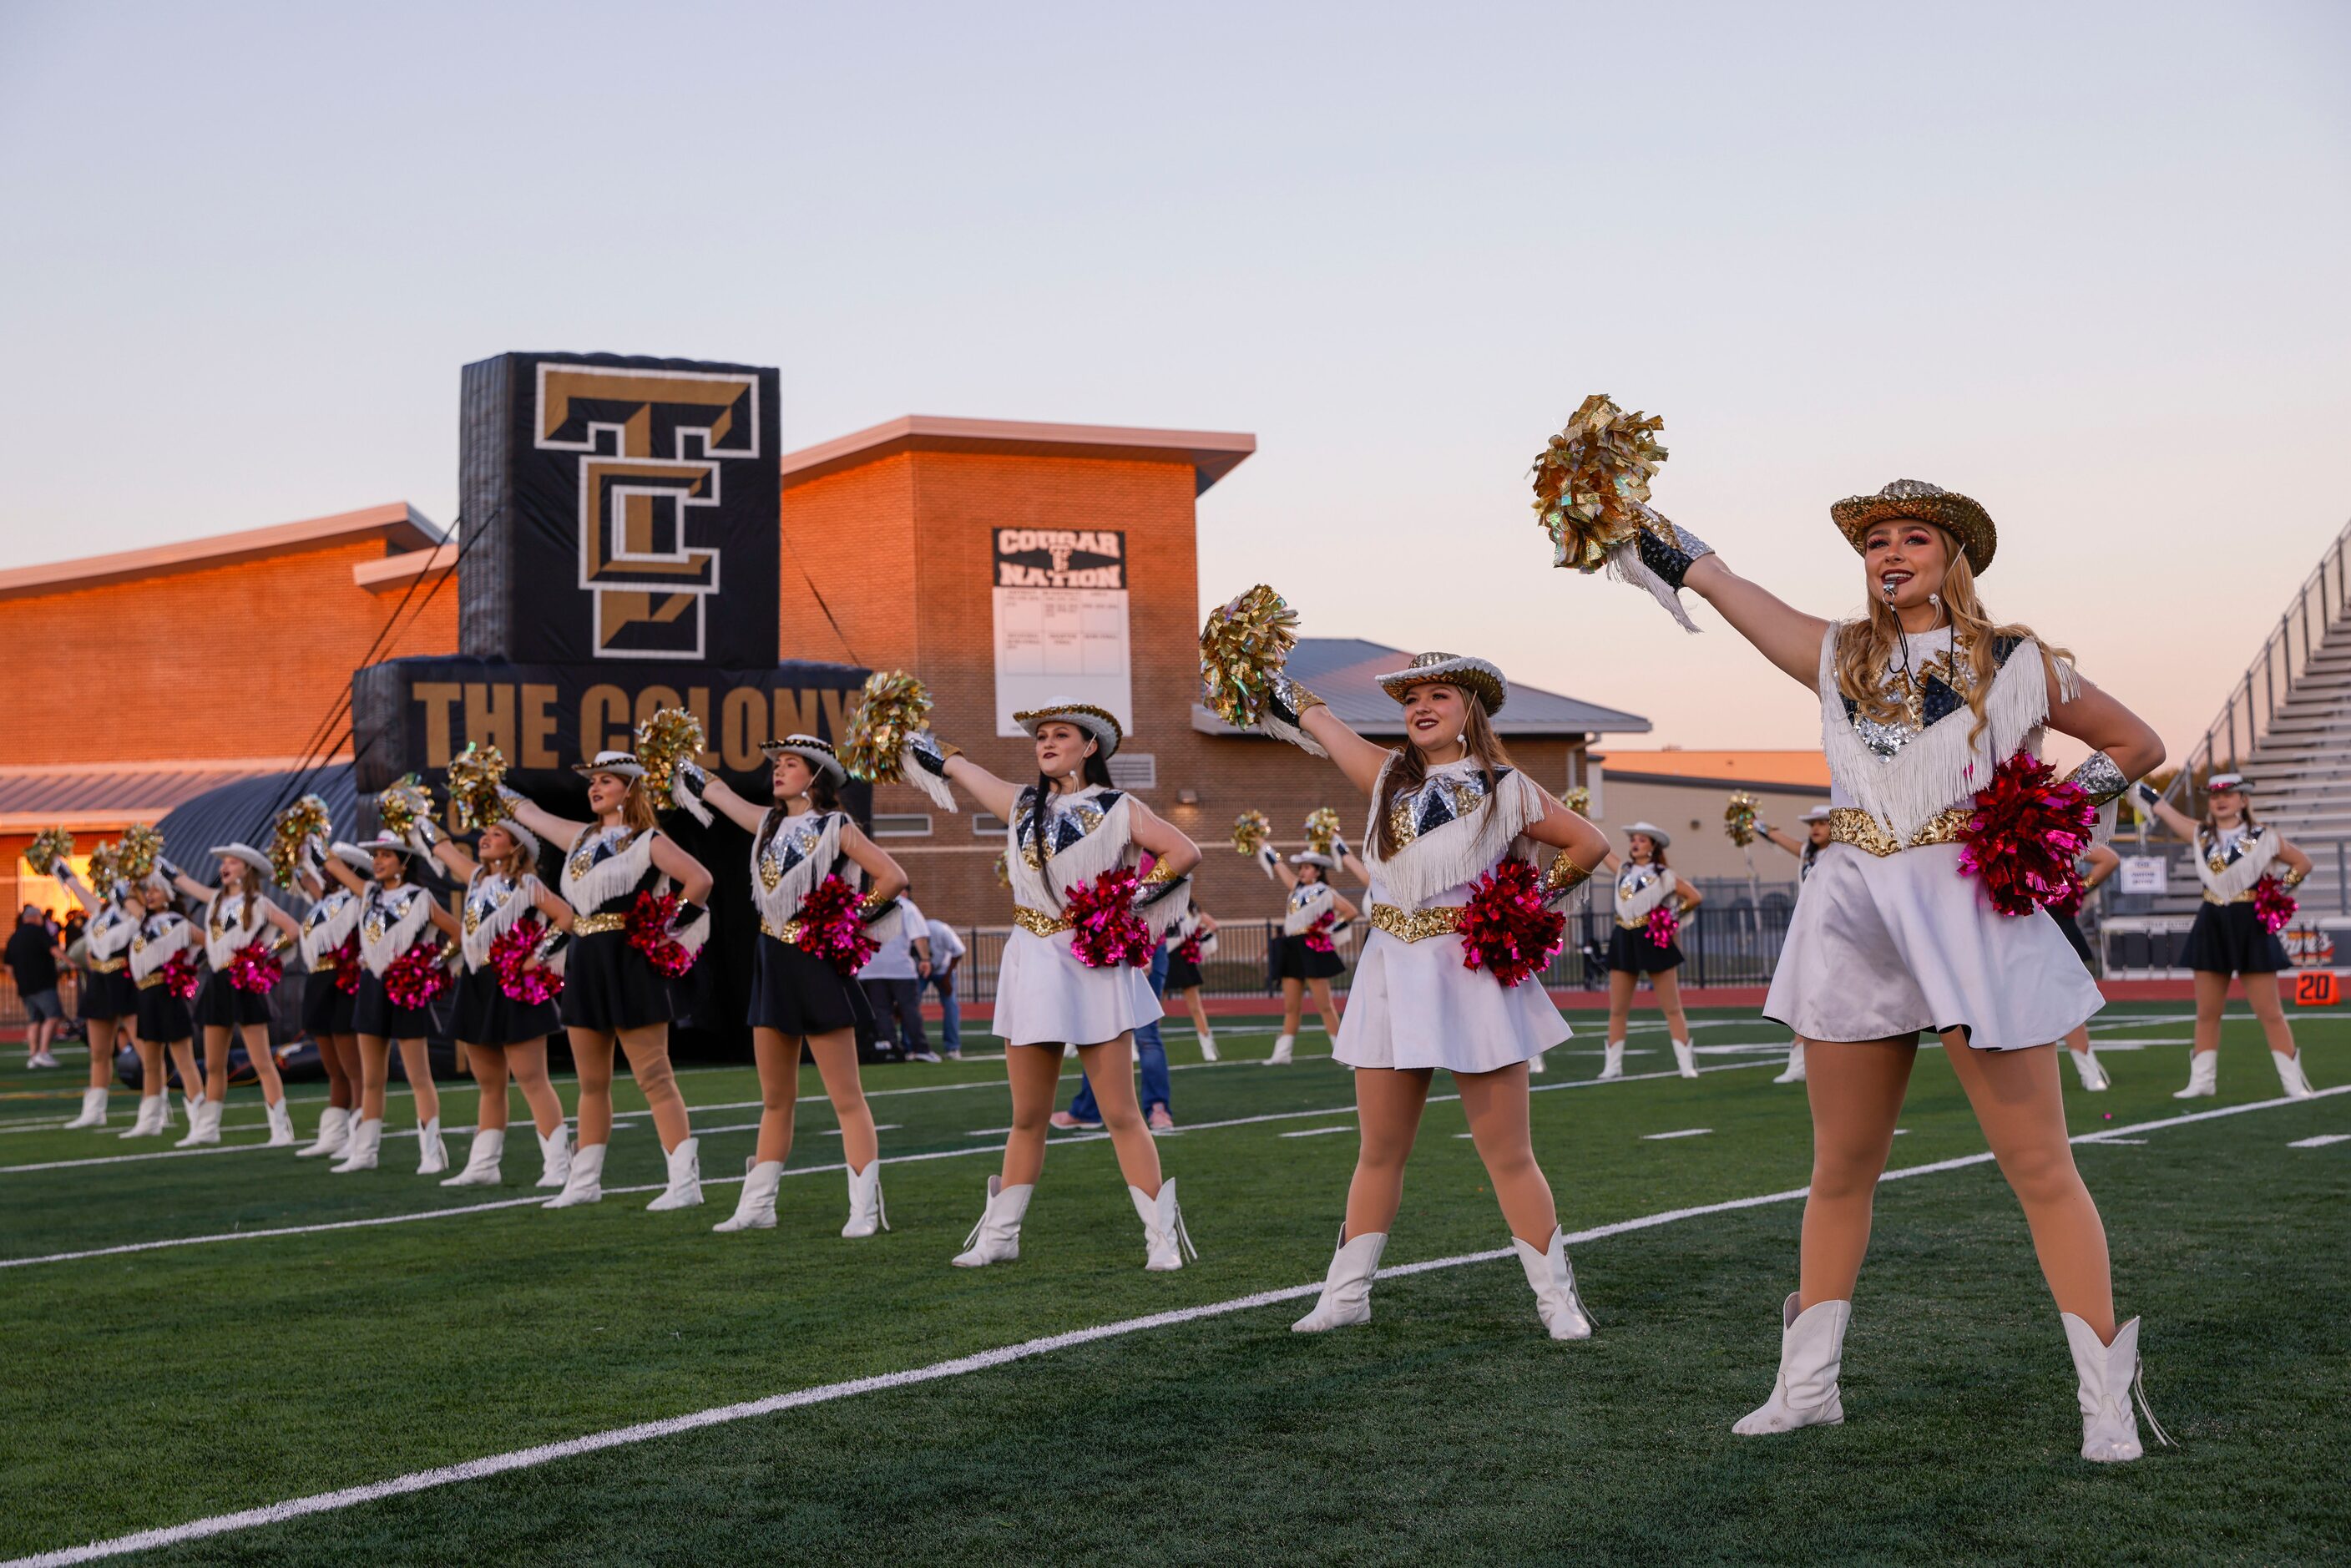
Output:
[[2172, 1051, 2217, 1099], [645, 1136, 704, 1210]]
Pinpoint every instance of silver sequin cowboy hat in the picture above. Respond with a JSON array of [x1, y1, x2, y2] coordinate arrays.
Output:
[[1013, 699, 1123, 760], [205, 842, 273, 878], [1625, 821, 1673, 849], [2205, 772, 2251, 794], [1830, 479, 1997, 574], [1376, 650, 1509, 715], [761, 732, 850, 785], [572, 749, 647, 781], [1288, 850, 1338, 869]]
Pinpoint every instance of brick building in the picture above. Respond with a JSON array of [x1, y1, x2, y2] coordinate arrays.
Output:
[[0, 417, 1652, 929]]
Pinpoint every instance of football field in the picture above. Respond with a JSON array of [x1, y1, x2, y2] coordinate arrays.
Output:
[[3, 1002, 2346, 1566]]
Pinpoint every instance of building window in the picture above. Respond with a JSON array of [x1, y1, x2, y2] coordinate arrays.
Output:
[[973, 813, 1007, 835], [872, 814, 933, 838], [1108, 753, 1156, 790]]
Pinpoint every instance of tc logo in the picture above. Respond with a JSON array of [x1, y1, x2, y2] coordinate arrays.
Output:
[[534, 364, 762, 660]]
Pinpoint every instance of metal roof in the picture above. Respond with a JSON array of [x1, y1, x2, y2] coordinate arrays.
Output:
[[0, 762, 360, 849], [1193, 637, 1650, 740]]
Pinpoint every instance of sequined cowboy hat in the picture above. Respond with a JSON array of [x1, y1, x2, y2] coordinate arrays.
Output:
[[1013, 699, 1123, 760], [761, 732, 849, 785], [473, 817, 540, 859], [327, 840, 377, 873], [572, 749, 646, 781], [355, 836, 426, 860], [1797, 806, 1833, 824], [1375, 651, 1508, 715], [205, 842, 273, 879], [1625, 821, 1673, 849], [1288, 850, 1338, 869], [1830, 479, 1997, 574], [2204, 772, 2251, 794]]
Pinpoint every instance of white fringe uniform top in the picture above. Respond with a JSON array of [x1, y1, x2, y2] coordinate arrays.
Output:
[[202, 891, 281, 970], [298, 887, 361, 969], [86, 903, 139, 965], [1334, 754, 1570, 1074], [1614, 863, 1679, 929], [358, 883, 437, 978], [561, 826, 710, 959], [2195, 824, 2278, 903], [460, 869, 545, 972], [747, 807, 896, 946], [992, 784, 1169, 1049], [129, 913, 195, 984], [1282, 882, 1337, 935], [1766, 621, 2101, 1052]]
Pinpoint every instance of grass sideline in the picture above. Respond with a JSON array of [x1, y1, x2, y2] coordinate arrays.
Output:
[[2, 1002, 2345, 1565]]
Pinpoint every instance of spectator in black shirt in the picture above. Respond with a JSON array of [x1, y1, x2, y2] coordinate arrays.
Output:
[[8, 905, 66, 1069]]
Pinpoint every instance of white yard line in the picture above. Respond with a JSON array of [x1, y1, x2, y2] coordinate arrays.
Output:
[[10, 1084, 2339, 1567], [1278, 1125, 1353, 1139], [1641, 1129, 1712, 1141], [2286, 1133, 2348, 1149]]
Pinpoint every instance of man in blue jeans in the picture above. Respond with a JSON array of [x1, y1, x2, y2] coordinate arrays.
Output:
[[1052, 939, 1173, 1130]]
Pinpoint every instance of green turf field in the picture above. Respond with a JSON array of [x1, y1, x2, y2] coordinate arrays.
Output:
[[2, 1002, 2345, 1565]]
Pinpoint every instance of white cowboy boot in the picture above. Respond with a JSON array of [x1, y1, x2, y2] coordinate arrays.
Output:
[[331, 1117, 382, 1173], [1774, 1041, 1807, 1084], [1671, 1037, 1698, 1078], [1130, 1180, 1196, 1272], [441, 1128, 505, 1186], [297, 1106, 350, 1158], [2172, 1051, 2217, 1099], [415, 1116, 449, 1175], [951, 1176, 1032, 1267], [1598, 1040, 1625, 1080], [2069, 1048, 2111, 1092], [264, 1098, 297, 1147], [1267, 1034, 1295, 1065], [176, 1099, 223, 1147], [535, 1125, 573, 1188], [715, 1158, 782, 1232], [1528, 1050, 1547, 1075], [842, 1160, 888, 1238], [544, 1141, 606, 1207], [2063, 1313, 2170, 1462], [65, 1086, 109, 1129], [1733, 1292, 1850, 1434], [1198, 1032, 1219, 1062], [1511, 1227, 1595, 1340], [1292, 1226, 1388, 1333], [119, 1095, 166, 1139], [645, 1136, 704, 1210], [2272, 1050, 2315, 1100]]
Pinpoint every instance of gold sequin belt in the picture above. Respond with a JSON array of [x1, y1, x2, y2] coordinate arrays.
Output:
[[1368, 903, 1463, 943], [2202, 890, 2257, 906], [309, 952, 341, 971], [761, 914, 808, 944], [574, 913, 630, 936], [87, 956, 128, 974], [135, 973, 167, 991], [1012, 906, 1074, 938], [1827, 806, 1973, 857]]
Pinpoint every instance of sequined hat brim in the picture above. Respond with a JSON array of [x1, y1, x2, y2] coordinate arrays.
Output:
[[1013, 703, 1124, 759], [1829, 493, 1998, 575], [761, 739, 850, 785], [572, 758, 647, 781], [355, 837, 424, 859], [1375, 657, 1508, 716]]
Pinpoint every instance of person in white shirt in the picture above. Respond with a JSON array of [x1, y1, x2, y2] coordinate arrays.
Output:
[[925, 916, 968, 1059], [858, 893, 933, 1060]]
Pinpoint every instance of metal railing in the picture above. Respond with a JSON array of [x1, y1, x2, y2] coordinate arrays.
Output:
[[2161, 513, 2351, 807]]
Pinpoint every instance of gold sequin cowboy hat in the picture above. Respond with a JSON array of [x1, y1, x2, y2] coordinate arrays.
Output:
[[761, 732, 849, 785], [1013, 699, 1124, 760], [1830, 479, 1997, 574], [1375, 651, 1508, 715], [572, 749, 646, 781]]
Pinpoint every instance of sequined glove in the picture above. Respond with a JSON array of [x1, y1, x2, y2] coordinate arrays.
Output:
[[156, 854, 182, 880], [54, 860, 80, 888], [859, 890, 902, 927], [1595, 506, 1711, 634], [1633, 514, 1713, 591], [532, 927, 571, 974], [669, 760, 714, 827], [905, 730, 961, 779], [406, 816, 443, 858], [1255, 842, 1281, 880], [496, 784, 528, 809], [668, 899, 705, 940], [2062, 751, 2131, 807], [1131, 859, 1192, 935], [1543, 854, 1595, 906], [2134, 781, 2162, 807], [2282, 866, 2308, 890]]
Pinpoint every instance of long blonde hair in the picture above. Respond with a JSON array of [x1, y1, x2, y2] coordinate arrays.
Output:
[[1372, 691, 1516, 859], [1832, 529, 2070, 750], [619, 780, 660, 838]]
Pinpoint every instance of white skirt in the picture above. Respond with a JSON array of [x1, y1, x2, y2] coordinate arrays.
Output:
[[1335, 927, 1571, 1074], [1764, 842, 2101, 1052], [992, 927, 1163, 1049]]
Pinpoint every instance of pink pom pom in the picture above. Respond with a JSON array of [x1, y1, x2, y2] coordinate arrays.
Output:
[[1455, 858, 1565, 988]]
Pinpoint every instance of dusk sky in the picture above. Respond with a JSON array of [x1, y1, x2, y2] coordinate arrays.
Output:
[[3, 1, 2344, 757]]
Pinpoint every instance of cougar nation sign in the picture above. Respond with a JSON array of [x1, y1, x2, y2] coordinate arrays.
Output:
[[990, 527, 1133, 737], [458, 352, 782, 666]]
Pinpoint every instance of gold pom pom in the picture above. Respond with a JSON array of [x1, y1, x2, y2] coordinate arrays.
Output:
[[87, 841, 121, 890], [1305, 807, 1342, 857], [446, 743, 511, 834], [633, 709, 705, 805], [268, 794, 333, 886], [842, 671, 933, 785], [377, 775, 436, 840], [117, 824, 164, 882], [1533, 394, 1668, 573], [1563, 785, 1591, 817], [25, 827, 74, 877], [991, 850, 1011, 889], [1232, 810, 1272, 857], [1724, 792, 1758, 848], [1201, 585, 1302, 728]]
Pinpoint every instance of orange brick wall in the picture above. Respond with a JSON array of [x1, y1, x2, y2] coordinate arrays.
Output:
[[0, 539, 456, 767]]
